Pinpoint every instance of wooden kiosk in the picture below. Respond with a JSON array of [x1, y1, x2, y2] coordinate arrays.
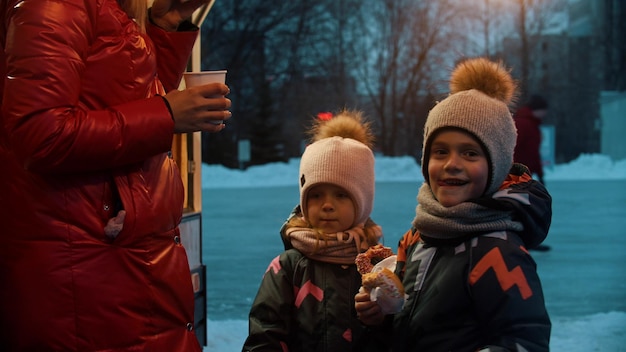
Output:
[[169, 2, 215, 346]]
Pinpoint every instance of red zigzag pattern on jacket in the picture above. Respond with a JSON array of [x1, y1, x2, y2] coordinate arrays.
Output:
[[469, 247, 533, 299], [294, 280, 324, 308]]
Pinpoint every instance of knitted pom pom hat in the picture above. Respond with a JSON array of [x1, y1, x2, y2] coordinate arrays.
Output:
[[299, 110, 376, 227], [421, 57, 518, 196]]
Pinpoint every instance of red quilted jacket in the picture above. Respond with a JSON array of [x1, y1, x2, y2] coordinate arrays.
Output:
[[513, 106, 544, 178], [0, 1, 200, 350]]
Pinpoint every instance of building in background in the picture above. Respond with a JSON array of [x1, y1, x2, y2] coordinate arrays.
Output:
[[499, 0, 625, 163], [199, 0, 625, 168]]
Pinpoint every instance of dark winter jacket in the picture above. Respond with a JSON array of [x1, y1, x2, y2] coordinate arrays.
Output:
[[0, 1, 200, 350], [513, 106, 544, 178], [243, 208, 388, 352], [391, 165, 552, 351]]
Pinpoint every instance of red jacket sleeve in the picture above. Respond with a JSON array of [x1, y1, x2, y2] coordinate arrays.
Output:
[[1, 2, 184, 174], [147, 21, 199, 92]]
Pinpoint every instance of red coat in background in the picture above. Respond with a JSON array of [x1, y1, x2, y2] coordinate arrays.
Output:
[[0, 1, 201, 350], [513, 106, 544, 180]]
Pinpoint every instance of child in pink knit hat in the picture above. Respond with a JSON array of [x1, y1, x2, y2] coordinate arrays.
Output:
[[243, 110, 388, 352]]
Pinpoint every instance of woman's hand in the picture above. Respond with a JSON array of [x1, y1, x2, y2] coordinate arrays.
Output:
[[165, 83, 232, 133], [105, 210, 126, 239], [150, 0, 212, 32], [355, 288, 386, 326]]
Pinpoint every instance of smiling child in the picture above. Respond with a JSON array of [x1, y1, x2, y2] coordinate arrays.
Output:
[[355, 57, 552, 352]]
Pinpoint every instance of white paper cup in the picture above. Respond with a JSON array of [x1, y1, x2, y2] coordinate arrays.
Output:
[[183, 70, 227, 87], [183, 70, 227, 125]]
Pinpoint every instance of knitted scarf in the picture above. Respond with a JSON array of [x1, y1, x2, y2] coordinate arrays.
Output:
[[412, 183, 523, 241], [286, 224, 382, 265]]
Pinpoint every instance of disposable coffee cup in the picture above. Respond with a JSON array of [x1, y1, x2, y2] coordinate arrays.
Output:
[[183, 70, 227, 125]]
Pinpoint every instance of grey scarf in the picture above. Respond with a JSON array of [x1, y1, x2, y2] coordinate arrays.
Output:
[[412, 183, 523, 240]]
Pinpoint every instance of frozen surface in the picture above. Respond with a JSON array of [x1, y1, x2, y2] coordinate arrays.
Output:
[[200, 154, 626, 351]]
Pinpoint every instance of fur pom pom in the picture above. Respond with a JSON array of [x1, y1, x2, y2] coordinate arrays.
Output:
[[449, 58, 516, 106], [309, 109, 375, 149]]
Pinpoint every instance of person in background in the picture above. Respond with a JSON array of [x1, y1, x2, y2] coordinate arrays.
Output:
[[355, 58, 552, 351], [513, 94, 549, 185], [0, 0, 230, 350], [243, 110, 388, 352]]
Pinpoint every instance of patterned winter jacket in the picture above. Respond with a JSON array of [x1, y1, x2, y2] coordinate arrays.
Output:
[[243, 208, 389, 352], [391, 165, 552, 352]]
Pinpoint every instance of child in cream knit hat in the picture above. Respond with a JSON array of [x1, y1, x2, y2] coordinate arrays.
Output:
[[355, 58, 552, 351], [244, 110, 388, 352]]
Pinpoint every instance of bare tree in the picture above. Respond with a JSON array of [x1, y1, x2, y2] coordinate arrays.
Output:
[[348, 0, 473, 156], [201, 0, 537, 164], [487, 0, 566, 99], [200, 1, 332, 165]]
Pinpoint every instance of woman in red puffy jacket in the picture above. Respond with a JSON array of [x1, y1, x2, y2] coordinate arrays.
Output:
[[513, 95, 549, 184], [0, 0, 230, 350]]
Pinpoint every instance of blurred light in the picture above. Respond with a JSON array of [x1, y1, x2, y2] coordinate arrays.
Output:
[[317, 112, 333, 121]]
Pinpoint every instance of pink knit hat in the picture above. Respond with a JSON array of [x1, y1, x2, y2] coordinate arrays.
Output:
[[299, 111, 375, 227]]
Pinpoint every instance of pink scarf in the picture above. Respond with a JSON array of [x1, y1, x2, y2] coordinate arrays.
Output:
[[286, 224, 382, 265]]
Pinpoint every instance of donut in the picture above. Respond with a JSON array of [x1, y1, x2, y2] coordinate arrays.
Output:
[[355, 244, 394, 275], [356, 246, 406, 314]]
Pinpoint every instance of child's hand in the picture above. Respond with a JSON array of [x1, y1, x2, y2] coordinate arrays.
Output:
[[104, 210, 126, 239], [355, 287, 386, 326]]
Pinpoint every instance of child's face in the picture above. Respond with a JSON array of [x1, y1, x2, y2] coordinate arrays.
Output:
[[306, 184, 356, 233], [427, 129, 489, 207]]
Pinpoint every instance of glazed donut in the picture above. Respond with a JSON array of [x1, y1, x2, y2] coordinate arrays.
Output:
[[356, 244, 394, 275]]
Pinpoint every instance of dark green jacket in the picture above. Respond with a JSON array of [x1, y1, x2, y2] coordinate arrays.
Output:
[[392, 167, 552, 351], [243, 248, 389, 351], [392, 230, 550, 352]]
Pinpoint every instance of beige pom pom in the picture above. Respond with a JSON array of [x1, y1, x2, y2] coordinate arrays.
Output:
[[449, 57, 517, 106], [308, 109, 375, 149]]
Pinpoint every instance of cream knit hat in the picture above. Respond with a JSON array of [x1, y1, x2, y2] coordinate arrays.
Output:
[[421, 58, 517, 196], [299, 110, 375, 227]]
